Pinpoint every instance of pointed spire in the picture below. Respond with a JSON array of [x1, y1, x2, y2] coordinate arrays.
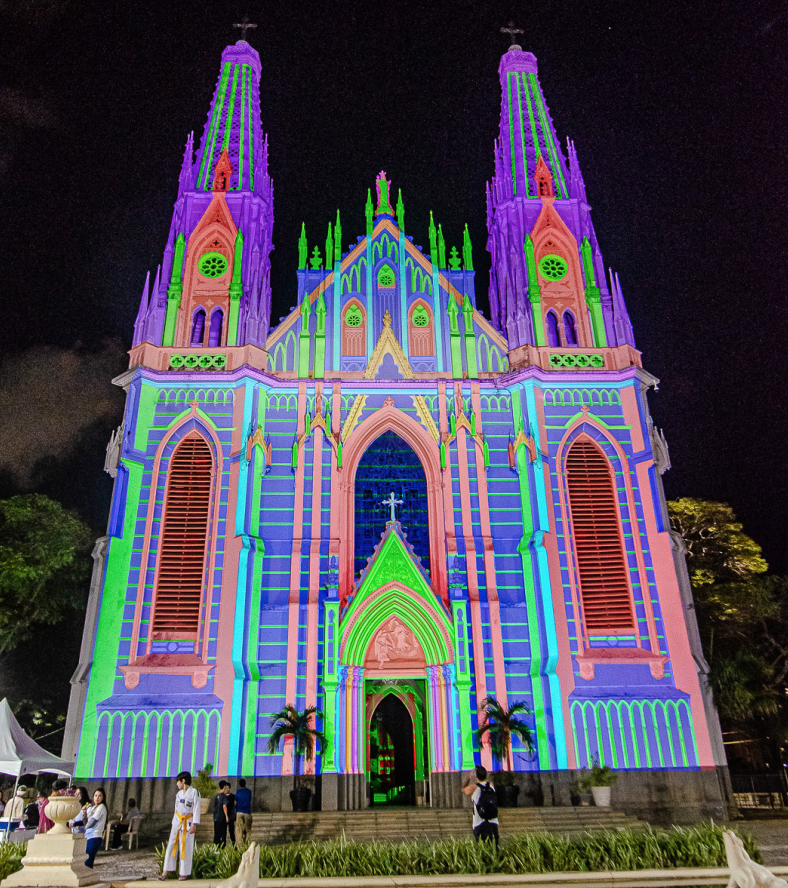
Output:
[[178, 132, 194, 192], [365, 188, 374, 236], [567, 137, 587, 203], [534, 154, 554, 199], [334, 210, 342, 263], [396, 189, 405, 231], [298, 223, 307, 269], [325, 222, 334, 270], [462, 224, 473, 271], [212, 148, 232, 192], [437, 224, 446, 269], [428, 211, 438, 261]]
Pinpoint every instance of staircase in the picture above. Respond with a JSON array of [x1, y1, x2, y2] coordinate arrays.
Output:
[[195, 807, 645, 846]]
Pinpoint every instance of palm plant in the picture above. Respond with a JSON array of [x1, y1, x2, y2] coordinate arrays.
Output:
[[267, 704, 328, 791], [476, 696, 535, 771]]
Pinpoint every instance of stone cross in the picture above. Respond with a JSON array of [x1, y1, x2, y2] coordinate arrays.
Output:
[[233, 16, 257, 42], [382, 491, 403, 522], [501, 21, 524, 46]]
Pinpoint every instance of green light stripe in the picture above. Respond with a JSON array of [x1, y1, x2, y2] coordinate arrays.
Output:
[[507, 73, 517, 196], [521, 72, 540, 172], [247, 66, 254, 190], [238, 65, 247, 189], [529, 73, 568, 199], [514, 74, 530, 197], [222, 64, 240, 154], [198, 63, 231, 189]]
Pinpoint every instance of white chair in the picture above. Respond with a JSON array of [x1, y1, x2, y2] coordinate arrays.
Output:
[[122, 815, 143, 851]]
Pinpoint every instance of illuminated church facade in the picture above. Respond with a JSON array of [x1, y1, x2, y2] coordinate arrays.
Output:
[[64, 35, 730, 818]]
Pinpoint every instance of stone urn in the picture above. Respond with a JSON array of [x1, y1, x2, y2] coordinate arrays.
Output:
[[47, 794, 83, 834]]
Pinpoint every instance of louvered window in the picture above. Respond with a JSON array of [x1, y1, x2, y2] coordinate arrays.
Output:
[[152, 435, 213, 638], [566, 440, 635, 635]]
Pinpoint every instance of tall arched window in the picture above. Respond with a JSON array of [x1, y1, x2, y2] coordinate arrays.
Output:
[[191, 309, 206, 347], [409, 302, 434, 357], [545, 310, 560, 347], [563, 311, 578, 346], [566, 439, 634, 636], [152, 434, 213, 638], [208, 309, 224, 347], [342, 302, 366, 355]]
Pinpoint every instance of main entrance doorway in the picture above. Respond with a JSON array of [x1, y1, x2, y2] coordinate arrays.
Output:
[[366, 681, 429, 806]]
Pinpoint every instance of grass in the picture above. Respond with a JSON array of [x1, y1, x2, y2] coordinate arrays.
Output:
[[156, 823, 761, 879], [0, 844, 25, 881]]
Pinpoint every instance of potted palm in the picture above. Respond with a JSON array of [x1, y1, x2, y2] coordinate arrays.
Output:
[[476, 696, 535, 808], [194, 764, 219, 814], [576, 758, 618, 807], [267, 704, 328, 812]]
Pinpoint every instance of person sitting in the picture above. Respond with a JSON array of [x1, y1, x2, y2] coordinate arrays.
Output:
[[23, 797, 39, 830], [110, 798, 141, 849]]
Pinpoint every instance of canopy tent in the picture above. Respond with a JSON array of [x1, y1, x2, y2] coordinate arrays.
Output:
[[0, 698, 72, 778]]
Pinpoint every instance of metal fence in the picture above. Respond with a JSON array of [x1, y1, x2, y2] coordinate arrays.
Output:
[[730, 771, 788, 809]]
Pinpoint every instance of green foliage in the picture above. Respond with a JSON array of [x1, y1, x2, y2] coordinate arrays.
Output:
[[193, 764, 218, 797], [267, 705, 328, 790], [0, 844, 25, 881], [0, 494, 92, 653], [476, 696, 535, 769], [575, 759, 618, 790], [156, 825, 759, 879]]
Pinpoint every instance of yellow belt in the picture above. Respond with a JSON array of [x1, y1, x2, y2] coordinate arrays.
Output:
[[172, 812, 193, 859]]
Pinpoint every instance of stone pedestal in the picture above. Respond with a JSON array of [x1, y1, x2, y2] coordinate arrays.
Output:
[[1, 795, 99, 888]]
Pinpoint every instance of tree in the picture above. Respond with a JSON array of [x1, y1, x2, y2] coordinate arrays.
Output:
[[476, 697, 535, 771], [267, 705, 328, 791], [0, 494, 91, 653]]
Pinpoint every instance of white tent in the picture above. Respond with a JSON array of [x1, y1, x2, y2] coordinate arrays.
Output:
[[0, 698, 73, 778]]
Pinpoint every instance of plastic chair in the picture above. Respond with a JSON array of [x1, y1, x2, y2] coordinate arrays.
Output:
[[122, 816, 143, 851]]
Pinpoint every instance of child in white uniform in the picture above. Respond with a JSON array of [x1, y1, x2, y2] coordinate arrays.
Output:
[[160, 771, 201, 880]]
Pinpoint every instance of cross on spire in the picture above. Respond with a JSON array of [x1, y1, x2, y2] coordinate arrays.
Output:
[[500, 21, 524, 47], [233, 15, 257, 42], [382, 491, 403, 523]]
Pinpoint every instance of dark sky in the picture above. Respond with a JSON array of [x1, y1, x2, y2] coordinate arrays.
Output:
[[0, 0, 786, 576]]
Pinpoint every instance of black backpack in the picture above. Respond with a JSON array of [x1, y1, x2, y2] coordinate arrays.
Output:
[[475, 782, 498, 821]]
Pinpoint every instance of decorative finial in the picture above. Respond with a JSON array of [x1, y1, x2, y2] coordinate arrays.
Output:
[[375, 171, 394, 216], [500, 21, 524, 50], [233, 15, 257, 43], [382, 491, 404, 523]]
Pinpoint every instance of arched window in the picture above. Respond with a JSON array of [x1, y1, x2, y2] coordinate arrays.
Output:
[[377, 265, 396, 288], [545, 310, 560, 347], [566, 440, 634, 636], [208, 309, 224, 347], [191, 309, 206, 347], [342, 302, 366, 355], [354, 432, 429, 577], [152, 434, 213, 639], [563, 311, 578, 346], [409, 302, 434, 357]]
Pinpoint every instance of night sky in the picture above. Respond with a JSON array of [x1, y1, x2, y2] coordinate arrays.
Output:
[[1, 0, 786, 588]]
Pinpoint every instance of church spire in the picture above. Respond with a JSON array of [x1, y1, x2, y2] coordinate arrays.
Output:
[[194, 40, 266, 192]]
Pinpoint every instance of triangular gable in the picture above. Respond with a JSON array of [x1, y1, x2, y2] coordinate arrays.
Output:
[[364, 310, 414, 379], [354, 520, 432, 600]]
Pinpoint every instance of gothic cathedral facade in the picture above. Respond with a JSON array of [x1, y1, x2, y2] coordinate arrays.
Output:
[[64, 37, 729, 819]]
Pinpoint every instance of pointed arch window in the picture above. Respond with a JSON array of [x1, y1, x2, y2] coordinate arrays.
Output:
[[563, 311, 578, 346], [208, 309, 224, 347], [191, 309, 206, 346], [545, 310, 560, 347], [566, 439, 635, 636], [409, 302, 434, 357], [343, 301, 366, 355], [151, 434, 213, 639]]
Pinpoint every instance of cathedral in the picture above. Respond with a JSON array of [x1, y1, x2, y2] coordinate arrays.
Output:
[[63, 33, 730, 820]]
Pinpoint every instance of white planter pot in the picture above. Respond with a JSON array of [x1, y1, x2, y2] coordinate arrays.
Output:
[[591, 786, 611, 807]]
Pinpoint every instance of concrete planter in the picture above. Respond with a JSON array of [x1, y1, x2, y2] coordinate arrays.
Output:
[[591, 786, 611, 807]]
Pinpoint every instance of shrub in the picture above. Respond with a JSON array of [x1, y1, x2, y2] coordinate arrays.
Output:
[[0, 844, 25, 881], [155, 824, 760, 879]]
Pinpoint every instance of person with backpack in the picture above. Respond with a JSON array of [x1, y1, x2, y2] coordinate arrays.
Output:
[[464, 765, 499, 847]]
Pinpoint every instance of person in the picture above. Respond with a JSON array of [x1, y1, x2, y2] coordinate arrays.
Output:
[[463, 765, 499, 848], [71, 788, 108, 869], [36, 789, 54, 833], [0, 791, 4, 816], [110, 798, 141, 849], [71, 787, 90, 834], [5, 787, 26, 822], [23, 796, 39, 830], [212, 781, 235, 846], [159, 771, 201, 881], [235, 779, 252, 845]]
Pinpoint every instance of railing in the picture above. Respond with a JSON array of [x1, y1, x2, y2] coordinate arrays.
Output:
[[730, 771, 788, 808]]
